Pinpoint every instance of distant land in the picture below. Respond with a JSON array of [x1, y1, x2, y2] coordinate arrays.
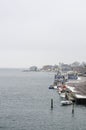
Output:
[[23, 61, 86, 75]]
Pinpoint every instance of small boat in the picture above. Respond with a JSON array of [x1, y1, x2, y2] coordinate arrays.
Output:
[[49, 85, 54, 89], [61, 100, 72, 106], [49, 85, 57, 89], [60, 93, 65, 98], [53, 86, 58, 89]]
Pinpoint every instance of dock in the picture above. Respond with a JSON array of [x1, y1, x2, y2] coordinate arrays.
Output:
[[66, 77, 86, 104]]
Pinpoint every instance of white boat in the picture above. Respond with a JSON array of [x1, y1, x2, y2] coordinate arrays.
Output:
[[60, 93, 65, 98], [53, 86, 58, 89], [61, 100, 72, 106]]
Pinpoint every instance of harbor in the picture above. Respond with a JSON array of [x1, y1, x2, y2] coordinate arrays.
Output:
[[0, 69, 86, 130], [1, 0, 86, 129], [49, 70, 86, 105]]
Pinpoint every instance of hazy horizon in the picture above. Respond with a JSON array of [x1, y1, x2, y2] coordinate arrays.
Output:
[[0, 0, 86, 68]]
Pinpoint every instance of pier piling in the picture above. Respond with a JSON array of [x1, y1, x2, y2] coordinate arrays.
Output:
[[72, 102, 74, 114], [51, 99, 53, 109]]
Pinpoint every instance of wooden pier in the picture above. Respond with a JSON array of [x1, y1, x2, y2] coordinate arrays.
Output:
[[66, 77, 86, 104]]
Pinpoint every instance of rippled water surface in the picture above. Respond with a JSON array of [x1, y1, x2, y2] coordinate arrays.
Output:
[[0, 69, 86, 130]]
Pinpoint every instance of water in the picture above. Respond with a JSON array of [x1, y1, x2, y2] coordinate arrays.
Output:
[[0, 69, 86, 130]]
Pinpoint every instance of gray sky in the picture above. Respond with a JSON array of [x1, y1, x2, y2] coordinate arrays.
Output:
[[0, 0, 86, 68]]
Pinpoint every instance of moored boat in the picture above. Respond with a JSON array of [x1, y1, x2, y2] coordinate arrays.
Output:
[[61, 100, 72, 106], [49, 85, 58, 89], [49, 85, 54, 89], [60, 93, 65, 98]]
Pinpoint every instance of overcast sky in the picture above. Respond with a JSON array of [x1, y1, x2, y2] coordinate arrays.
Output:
[[0, 0, 86, 68]]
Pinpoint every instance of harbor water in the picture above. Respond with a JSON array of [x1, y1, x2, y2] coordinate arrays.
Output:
[[0, 69, 86, 130]]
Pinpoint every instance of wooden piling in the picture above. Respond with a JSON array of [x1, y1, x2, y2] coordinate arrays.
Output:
[[51, 99, 53, 109], [72, 102, 74, 114]]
